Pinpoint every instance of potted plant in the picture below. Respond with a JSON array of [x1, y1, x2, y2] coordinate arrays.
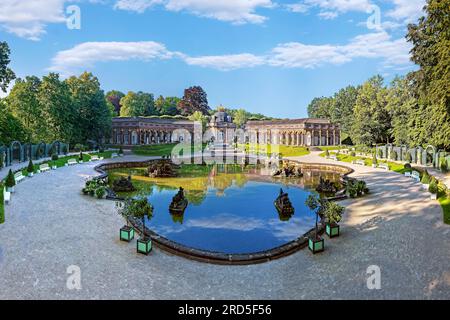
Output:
[[324, 201, 345, 238], [440, 158, 448, 173], [95, 186, 106, 199], [325, 149, 330, 158], [356, 180, 369, 196], [51, 153, 58, 169], [131, 198, 154, 255], [79, 151, 84, 163], [116, 200, 135, 242], [372, 153, 378, 168], [421, 170, 431, 190], [27, 158, 34, 177], [305, 194, 325, 254], [5, 169, 16, 193], [119, 146, 124, 156], [429, 178, 438, 200]]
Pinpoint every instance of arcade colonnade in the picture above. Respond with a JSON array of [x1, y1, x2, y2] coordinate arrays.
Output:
[[111, 118, 195, 145], [245, 119, 340, 147]]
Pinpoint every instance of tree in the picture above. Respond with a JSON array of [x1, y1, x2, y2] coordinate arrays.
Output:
[[0, 101, 28, 143], [177, 86, 210, 116], [120, 91, 156, 117], [385, 76, 417, 145], [233, 109, 249, 128], [307, 97, 334, 119], [406, 0, 450, 149], [332, 85, 359, 136], [105, 90, 125, 116], [6, 76, 43, 141], [155, 95, 180, 116], [0, 41, 15, 93], [38, 73, 75, 143], [66, 72, 112, 144], [351, 75, 391, 146], [188, 111, 208, 131]]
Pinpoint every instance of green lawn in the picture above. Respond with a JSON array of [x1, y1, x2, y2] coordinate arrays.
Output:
[[320, 151, 450, 224], [318, 146, 343, 151], [132, 143, 207, 156], [242, 144, 310, 157]]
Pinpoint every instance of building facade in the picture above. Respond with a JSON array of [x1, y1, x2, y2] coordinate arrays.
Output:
[[111, 115, 340, 147], [245, 118, 340, 146], [111, 117, 195, 145]]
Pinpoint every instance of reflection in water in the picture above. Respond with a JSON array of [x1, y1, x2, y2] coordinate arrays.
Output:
[[108, 164, 342, 254]]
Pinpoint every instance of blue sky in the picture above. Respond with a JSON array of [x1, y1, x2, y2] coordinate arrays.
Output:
[[0, 0, 425, 118]]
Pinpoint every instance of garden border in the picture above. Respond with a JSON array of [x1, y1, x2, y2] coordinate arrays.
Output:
[[94, 159, 354, 265]]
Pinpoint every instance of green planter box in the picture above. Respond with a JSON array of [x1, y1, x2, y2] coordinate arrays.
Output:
[[137, 237, 152, 255], [308, 237, 325, 254], [326, 224, 340, 238], [120, 226, 135, 242]]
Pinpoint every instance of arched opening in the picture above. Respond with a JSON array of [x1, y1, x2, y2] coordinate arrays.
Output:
[[10, 141, 22, 163], [425, 145, 436, 167], [36, 142, 46, 159]]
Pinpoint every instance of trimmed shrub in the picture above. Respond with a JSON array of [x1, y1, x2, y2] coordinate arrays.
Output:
[[27, 158, 34, 173], [440, 158, 448, 173], [95, 187, 106, 199], [350, 151, 356, 157], [429, 179, 438, 194], [119, 146, 124, 155], [325, 150, 330, 157], [372, 153, 378, 166], [404, 163, 412, 170], [79, 151, 83, 161], [51, 153, 59, 161], [421, 170, 431, 184], [5, 169, 16, 188]]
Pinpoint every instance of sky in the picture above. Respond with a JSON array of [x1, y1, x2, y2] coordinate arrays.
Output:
[[0, 0, 426, 118]]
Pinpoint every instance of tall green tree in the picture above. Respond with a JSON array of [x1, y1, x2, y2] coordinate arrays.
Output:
[[66, 72, 112, 144], [351, 75, 391, 146], [307, 97, 334, 119], [0, 99, 28, 143], [188, 111, 208, 131], [6, 76, 43, 141], [332, 85, 360, 136], [406, 0, 450, 148], [38, 73, 75, 143], [177, 86, 210, 116], [155, 95, 180, 116], [233, 109, 249, 128], [0, 42, 15, 93], [386, 76, 417, 145], [120, 91, 156, 117]]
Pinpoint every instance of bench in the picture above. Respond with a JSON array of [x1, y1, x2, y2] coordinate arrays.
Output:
[[330, 155, 338, 161], [67, 159, 78, 166], [90, 155, 100, 161], [355, 160, 365, 166], [111, 153, 118, 158], [3, 188, 11, 204], [411, 171, 420, 182], [378, 163, 389, 170], [14, 172, 25, 183], [39, 163, 50, 172]]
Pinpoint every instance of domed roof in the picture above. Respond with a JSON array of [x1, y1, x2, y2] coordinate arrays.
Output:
[[211, 111, 232, 123]]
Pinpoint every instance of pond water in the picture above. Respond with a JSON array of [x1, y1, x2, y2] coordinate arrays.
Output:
[[109, 165, 342, 254], [109, 167, 339, 254]]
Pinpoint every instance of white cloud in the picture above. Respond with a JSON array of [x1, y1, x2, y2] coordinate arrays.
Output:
[[49, 41, 174, 75], [0, 0, 67, 40], [318, 10, 338, 19], [386, 0, 426, 23], [114, 0, 275, 24], [49, 31, 413, 75], [285, 3, 309, 13], [269, 31, 412, 69], [114, 0, 163, 13], [287, 0, 373, 19], [184, 53, 265, 71]]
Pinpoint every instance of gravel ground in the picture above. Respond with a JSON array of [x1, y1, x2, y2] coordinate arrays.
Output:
[[0, 153, 449, 300]]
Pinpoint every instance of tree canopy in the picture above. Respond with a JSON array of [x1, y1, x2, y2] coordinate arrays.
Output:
[[0, 41, 15, 93]]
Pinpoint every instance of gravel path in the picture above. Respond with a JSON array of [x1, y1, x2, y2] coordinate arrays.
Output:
[[0, 153, 449, 299]]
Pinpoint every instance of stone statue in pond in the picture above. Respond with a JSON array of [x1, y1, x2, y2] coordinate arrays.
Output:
[[274, 188, 295, 219], [272, 162, 303, 178], [147, 160, 179, 178], [112, 175, 136, 192], [169, 187, 188, 215], [316, 176, 338, 194]]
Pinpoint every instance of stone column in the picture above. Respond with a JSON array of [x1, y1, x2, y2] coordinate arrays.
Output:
[[326, 130, 329, 146]]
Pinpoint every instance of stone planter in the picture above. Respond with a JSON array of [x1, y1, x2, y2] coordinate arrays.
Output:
[[36, 170, 41, 174], [430, 193, 437, 200], [52, 166, 57, 170], [422, 184, 429, 190], [137, 237, 152, 255], [372, 164, 377, 168], [79, 160, 84, 164], [326, 223, 340, 238], [308, 237, 324, 254], [28, 172, 33, 177], [120, 225, 135, 242], [6, 186, 15, 193]]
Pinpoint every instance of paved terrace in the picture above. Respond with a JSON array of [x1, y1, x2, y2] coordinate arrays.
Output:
[[0, 152, 449, 299]]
